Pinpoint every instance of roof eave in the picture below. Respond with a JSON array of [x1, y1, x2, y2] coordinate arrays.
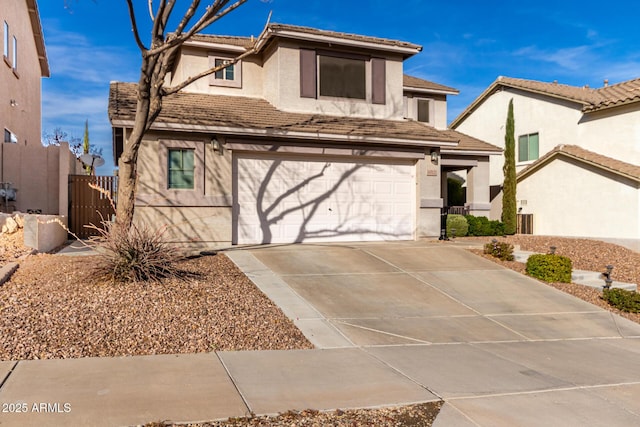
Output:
[[517, 150, 640, 184], [403, 86, 459, 96], [110, 119, 458, 148], [182, 39, 249, 53], [263, 28, 422, 57], [26, 0, 49, 77]]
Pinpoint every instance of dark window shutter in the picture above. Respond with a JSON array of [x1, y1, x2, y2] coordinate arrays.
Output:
[[300, 49, 317, 98], [371, 58, 386, 104]]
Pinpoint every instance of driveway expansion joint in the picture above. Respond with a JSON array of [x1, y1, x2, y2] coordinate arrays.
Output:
[[0, 360, 18, 392]]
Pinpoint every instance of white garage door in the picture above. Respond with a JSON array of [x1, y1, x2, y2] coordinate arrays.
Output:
[[234, 153, 416, 244]]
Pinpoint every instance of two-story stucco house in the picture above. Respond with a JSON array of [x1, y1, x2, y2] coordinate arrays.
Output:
[[451, 76, 640, 248], [109, 24, 500, 247], [0, 0, 48, 147]]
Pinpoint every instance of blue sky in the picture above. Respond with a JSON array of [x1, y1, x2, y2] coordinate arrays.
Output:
[[38, 0, 640, 174]]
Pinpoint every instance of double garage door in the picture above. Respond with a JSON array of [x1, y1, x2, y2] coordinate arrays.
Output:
[[234, 152, 416, 244]]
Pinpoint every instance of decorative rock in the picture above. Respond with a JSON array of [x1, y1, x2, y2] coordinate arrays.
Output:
[[2, 217, 19, 234]]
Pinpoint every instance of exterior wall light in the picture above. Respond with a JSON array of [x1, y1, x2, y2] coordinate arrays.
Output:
[[211, 136, 223, 154], [430, 150, 438, 164]]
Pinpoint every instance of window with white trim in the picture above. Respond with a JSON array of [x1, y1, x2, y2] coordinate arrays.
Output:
[[3, 21, 9, 60], [4, 129, 18, 144], [209, 55, 241, 88], [11, 35, 16, 71], [518, 133, 539, 162]]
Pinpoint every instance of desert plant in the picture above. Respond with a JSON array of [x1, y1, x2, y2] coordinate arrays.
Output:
[[502, 99, 517, 234], [602, 288, 640, 313], [483, 239, 514, 261], [466, 215, 506, 236], [525, 254, 572, 283], [446, 214, 468, 237], [88, 220, 186, 284]]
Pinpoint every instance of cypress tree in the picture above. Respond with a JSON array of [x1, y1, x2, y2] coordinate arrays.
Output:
[[502, 99, 517, 234]]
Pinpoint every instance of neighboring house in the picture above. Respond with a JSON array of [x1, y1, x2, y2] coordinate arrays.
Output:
[[109, 24, 500, 247], [0, 0, 49, 147], [0, 0, 81, 216], [451, 76, 640, 246]]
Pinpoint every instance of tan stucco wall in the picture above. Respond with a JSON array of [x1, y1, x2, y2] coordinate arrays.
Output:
[[174, 46, 264, 97], [266, 41, 405, 119], [0, 0, 44, 147], [134, 131, 233, 246], [417, 155, 442, 237], [0, 142, 79, 214], [517, 157, 640, 240]]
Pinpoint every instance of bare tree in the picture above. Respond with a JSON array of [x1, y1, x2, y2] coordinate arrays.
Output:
[[117, 0, 258, 229]]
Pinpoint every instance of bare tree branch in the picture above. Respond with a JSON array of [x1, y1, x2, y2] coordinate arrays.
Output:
[[163, 5, 268, 95], [126, 0, 148, 51], [187, 0, 243, 38], [174, 0, 204, 37], [148, 0, 154, 20]]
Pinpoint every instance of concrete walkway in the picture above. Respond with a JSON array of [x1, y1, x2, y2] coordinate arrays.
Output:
[[1, 241, 639, 426]]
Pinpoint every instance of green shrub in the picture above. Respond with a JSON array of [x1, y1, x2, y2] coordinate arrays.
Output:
[[483, 240, 514, 261], [602, 288, 640, 313], [446, 214, 468, 237], [525, 254, 572, 283], [465, 215, 506, 236]]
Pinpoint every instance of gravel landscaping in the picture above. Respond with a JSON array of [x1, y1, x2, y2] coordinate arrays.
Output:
[[0, 229, 32, 266], [0, 253, 312, 361], [464, 235, 640, 325], [146, 401, 442, 427]]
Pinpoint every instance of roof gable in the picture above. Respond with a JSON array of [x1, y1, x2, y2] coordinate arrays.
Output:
[[517, 144, 640, 184], [451, 76, 640, 128], [403, 75, 459, 95]]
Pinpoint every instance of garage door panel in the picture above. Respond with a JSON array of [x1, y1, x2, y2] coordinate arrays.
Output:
[[235, 154, 416, 244]]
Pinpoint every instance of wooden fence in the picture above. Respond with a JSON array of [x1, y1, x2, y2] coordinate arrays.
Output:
[[517, 213, 533, 234], [68, 175, 117, 238]]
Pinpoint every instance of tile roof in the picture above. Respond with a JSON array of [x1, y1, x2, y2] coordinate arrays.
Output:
[[517, 144, 640, 183], [403, 75, 459, 94], [108, 82, 500, 153], [266, 23, 422, 52], [451, 76, 640, 127], [189, 34, 256, 49], [439, 129, 502, 153]]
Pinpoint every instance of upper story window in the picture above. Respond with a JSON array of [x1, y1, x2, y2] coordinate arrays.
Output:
[[168, 148, 195, 189], [209, 55, 242, 88], [518, 133, 539, 162], [3, 21, 9, 61], [300, 49, 386, 105], [417, 99, 430, 123], [319, 55, 366, 99], [403, 96, 433, 125], [4, 129, 18, 144], [11, 36, 17, 71]]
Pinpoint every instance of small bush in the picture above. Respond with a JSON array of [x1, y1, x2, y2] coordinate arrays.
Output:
[[483, 240, 514, 261], [602, 288, 640, 313], [465, 215, 506, 236], [89, 221, 186, 283], [446, 214, 468, 237], [526, 254, 572, 283]]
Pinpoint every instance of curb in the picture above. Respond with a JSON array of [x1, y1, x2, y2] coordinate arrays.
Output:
[[0, 262, 19, 286]]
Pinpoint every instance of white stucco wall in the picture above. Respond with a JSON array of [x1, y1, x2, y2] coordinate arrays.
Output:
[[454, 88, 584, 188], [518, 157, 639, 240], [577, 104, 640, 165]]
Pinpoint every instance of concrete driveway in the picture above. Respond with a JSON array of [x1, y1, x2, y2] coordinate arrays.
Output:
[[228, 241, 640, 426]]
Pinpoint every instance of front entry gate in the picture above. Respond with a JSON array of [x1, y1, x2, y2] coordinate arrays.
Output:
[[68, 175, 117, 238]]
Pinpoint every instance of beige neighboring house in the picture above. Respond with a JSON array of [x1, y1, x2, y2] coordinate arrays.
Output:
[[0, 0, 80, 216], [451, 76, 640, 248], [109, 24, 500, 247]]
